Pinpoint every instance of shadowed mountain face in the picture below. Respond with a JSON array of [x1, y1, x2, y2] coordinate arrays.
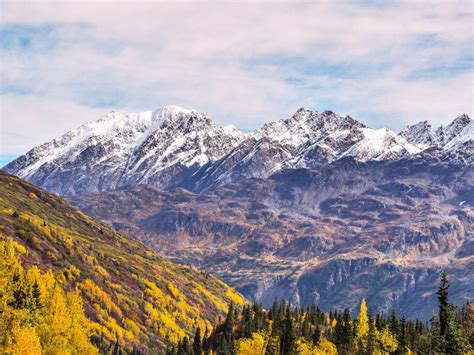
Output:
[[4, 107, 472, 196], [4, 106, 473, 319], [69, 145, 474, 320]]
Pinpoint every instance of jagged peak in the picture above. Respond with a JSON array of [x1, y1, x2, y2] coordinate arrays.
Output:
[[4, 105, 471, 196], [400, 120, 432, 132], [399, 113, 472, 150], [148, 105, 218, 131], [152, 105, 196, 118], [399, 120, 435, 143], [446, 113, 471, 128], [288, 107, 364, 125], [322, 110, 335, 116]]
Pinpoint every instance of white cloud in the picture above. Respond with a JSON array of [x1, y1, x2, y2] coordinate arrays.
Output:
[[0, 95, 107, 154], [0, 0, 472, 155]]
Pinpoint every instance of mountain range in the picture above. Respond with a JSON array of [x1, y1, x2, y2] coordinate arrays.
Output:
[[3, 106, 473, 320], [4, 106, 472, 195]]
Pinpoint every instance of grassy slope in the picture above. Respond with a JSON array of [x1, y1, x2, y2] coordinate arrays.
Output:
[[0, 172, 245, 351]]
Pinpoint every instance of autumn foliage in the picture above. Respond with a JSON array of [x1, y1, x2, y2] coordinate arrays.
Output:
[[0, 172, 245, 353], [0, 238, 97, 353]]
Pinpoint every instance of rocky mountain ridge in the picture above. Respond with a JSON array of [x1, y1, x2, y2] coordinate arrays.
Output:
[[4, 106, 245, 195], [4, 106, 472, 195], [69, 143, 474, 319], [3, 105, 473, 319]]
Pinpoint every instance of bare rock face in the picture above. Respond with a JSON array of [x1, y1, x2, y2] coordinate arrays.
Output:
[[5, 106, 472, 196], [3, 106, 245, 195], [69, 146, 474, 319], [5, 106, 473, 318]]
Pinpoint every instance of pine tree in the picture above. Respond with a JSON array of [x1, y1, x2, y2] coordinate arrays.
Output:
[[429, 315, 445, 353], [375, 312, 385, 331], [389, 309, 400, 338], [178, 336, 192, 355], [193, 327, 202, 355], [397, 316, 407, 354], [367, 313, 376, 355], [31, 281, 42, 310], [312, 325, 321, 345], [281, 307, 296, 354], [437, 272, 450, 337], [459, 301, 474, 348], [436, 272, 471, 354], [224, 301, 235, 338], [333, 308, 353, 354], [240, 305, 252, 338]]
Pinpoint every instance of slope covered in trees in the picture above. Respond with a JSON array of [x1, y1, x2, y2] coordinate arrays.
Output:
[[0, 172, 245, 353], [171, 273, 473, 354], [1, 171, 472, 354]]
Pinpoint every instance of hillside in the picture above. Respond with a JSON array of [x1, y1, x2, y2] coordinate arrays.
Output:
[[3, 105, 473, 321], [0, 172, 245, 353], [69, 146, 474, 320]]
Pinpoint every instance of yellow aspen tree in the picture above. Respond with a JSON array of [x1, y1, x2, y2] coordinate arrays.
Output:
[[316, 338, 338, 354], [295, 338, 313, 354], [236, 333, 266, 355], [66, 290, 98, 354], [12, 327, 42, 355], [0, 239, 24, 301], [355, 298, 369, 351], [296, 337, 338, 354], [377, 327, 398, 353], [0, 239, 27, 353], [41, 286, 72, 354]]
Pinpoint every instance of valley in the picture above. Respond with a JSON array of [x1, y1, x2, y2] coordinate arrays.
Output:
[[3, 106, 473, 320]]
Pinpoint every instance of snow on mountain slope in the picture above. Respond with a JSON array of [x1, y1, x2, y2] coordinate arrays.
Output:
[[399, 121, 437, 150], [252, 108, 366, 147], [400, 113, 472, 150], [4, 106, 472, 196], [441, 114, 473, 149], [10, 109, 157, 179], [340, 128, 421, 161], [181, 109, 369, 191], [4, 106, 245, 195]]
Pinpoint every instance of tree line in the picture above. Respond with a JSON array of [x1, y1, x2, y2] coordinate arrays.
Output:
[[168, 272, 473, 354]]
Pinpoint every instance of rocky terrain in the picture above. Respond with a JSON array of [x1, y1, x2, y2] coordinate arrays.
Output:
[[69, 142, 474, 319], [4, 105, 473, 319], [4, 106, 472, 195], [3, 106, 245, 195]]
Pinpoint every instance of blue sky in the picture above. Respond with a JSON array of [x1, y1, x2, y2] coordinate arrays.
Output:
[[1, 1, 472, 164]]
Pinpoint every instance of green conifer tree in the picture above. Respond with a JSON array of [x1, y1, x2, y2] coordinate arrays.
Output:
[[193, 327, 202, 355], [436, 272, 470, 354], [281, 307, 296, 354]]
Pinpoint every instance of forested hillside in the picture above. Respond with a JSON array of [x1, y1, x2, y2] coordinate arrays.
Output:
[[0, 172, 245, 353], [0, 172, 472, 354], [170, 273, 473, 354]]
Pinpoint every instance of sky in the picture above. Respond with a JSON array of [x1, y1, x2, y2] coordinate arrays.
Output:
[[0, 1, 473, 166]]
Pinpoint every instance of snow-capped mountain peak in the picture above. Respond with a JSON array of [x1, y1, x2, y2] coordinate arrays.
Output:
[[439, 113, 472, 149], [399, 120, 436, 149], [252, 108, 366, 147], [341, 127, 420, 161], [3, 107, 472, 196], [400, 114, 472, 150], [3, 106, 245, 195]]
